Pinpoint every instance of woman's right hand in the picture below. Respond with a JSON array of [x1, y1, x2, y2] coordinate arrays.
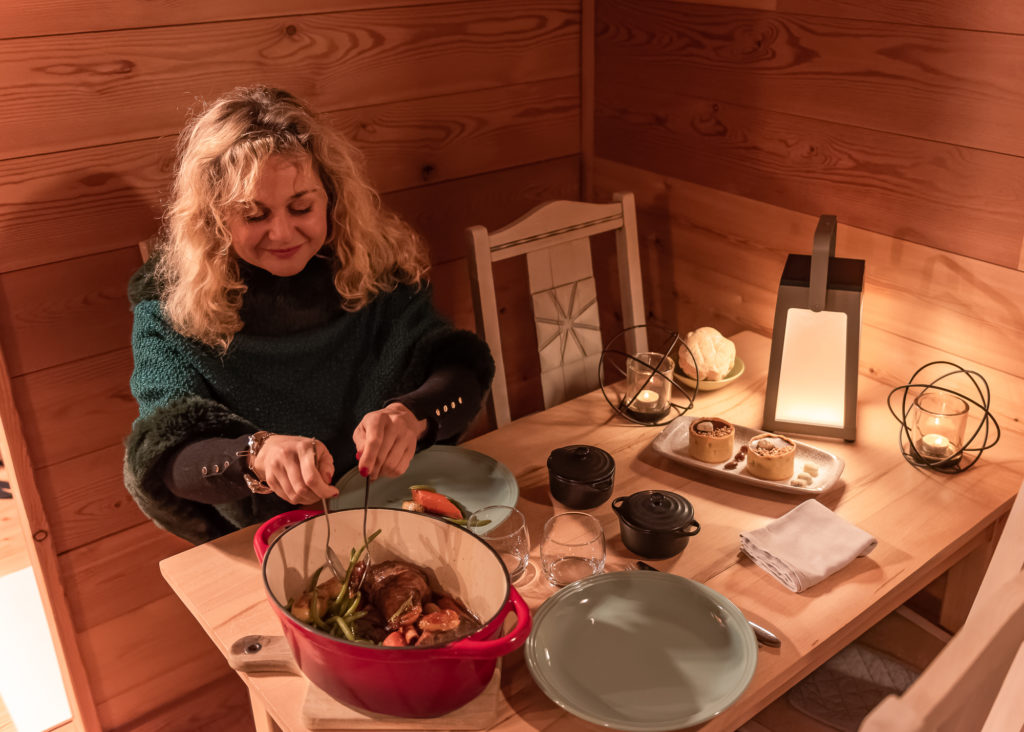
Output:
[[250, 434, 337, 504]]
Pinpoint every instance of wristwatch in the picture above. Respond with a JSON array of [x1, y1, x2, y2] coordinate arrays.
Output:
[[240, 430, 275, 494]]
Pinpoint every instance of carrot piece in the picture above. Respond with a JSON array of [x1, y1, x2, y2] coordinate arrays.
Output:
[[382, 631, 406, 647], [411, 489, 463, 519]]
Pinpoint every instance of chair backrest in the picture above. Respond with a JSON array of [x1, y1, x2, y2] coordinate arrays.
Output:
[[860, 480, 1024, 732], [467, 192, 647, 427]]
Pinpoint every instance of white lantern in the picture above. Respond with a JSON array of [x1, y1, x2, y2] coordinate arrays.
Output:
[[763, 215, 863, 442]]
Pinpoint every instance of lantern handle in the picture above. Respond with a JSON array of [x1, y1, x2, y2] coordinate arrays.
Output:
[[809, 214, 837, 312]]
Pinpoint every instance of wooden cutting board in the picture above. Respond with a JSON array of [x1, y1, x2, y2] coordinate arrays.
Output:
[[229, 634, 508, 730], [301, 664, 507, 730]]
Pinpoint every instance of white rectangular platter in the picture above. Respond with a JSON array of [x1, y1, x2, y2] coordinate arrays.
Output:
[[651, 415, 845, 495]]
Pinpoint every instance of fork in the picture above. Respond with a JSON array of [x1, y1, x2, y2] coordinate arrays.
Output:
[[355, 474, 373, 592]]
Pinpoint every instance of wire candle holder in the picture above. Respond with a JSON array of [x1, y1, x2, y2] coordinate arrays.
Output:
[[598, 324, 697, 426], [886, 361, 1000, 474]]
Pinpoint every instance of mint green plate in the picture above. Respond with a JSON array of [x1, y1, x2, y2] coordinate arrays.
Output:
[[525, 572, 757, 730], [331, 445, 518, 516]]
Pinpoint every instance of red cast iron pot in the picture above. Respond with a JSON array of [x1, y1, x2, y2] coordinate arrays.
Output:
[[254, 507, 532, 718]]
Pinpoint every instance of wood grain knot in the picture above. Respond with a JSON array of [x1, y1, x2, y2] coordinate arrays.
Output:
[[421, 164, 436, 180], [39, 60, 135, 76], [286, 25, 298, 36], [33, 529, 49, 542]]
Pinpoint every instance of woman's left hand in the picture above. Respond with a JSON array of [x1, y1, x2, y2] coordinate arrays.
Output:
[[353, 403, 428, 480]]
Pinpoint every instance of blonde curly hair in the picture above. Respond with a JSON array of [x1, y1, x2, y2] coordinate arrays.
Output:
[[157, 85, 428, 351]]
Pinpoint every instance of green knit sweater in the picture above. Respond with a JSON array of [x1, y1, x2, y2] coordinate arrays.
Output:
[[124, 256, 493, 544]]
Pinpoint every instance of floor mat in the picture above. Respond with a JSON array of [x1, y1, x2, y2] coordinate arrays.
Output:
[[787, 641, 920, 732]]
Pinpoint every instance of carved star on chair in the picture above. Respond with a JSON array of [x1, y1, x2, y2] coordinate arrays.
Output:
[[532, 277, 603, 405]]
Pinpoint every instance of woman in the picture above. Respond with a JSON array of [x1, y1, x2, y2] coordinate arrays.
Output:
[[125, 86, 494, 544]]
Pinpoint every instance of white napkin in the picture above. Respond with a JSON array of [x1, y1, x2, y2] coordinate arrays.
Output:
[[740, 499, 877, 593]]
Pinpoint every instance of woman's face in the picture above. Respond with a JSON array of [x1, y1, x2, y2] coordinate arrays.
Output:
[[227, 154, 329, 277]]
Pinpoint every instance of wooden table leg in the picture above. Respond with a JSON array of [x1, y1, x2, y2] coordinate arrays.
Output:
[[248, 686, 282, 732], [940, 517, 1006, 633]]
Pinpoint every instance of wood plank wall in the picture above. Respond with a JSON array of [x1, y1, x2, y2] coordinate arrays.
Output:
[[0, 2, 582, 729], [592, 0, 1024, 431]]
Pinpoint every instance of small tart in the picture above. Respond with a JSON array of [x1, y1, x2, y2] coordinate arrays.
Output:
[[746, 433, 797, 481], [688, 417, 735, 463]]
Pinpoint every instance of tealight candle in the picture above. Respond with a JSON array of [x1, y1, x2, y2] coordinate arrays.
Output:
[[919, 433, 951, 457], [635, 389, 660, 407]]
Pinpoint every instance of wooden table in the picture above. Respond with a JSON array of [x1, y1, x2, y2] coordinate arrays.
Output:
[[161, 331, 1023, 731]]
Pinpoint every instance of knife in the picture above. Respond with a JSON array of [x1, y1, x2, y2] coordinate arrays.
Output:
[[634, 560, 782, 648]]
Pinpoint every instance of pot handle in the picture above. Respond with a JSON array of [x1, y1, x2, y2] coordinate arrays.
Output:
[[433, 586, 532, 660], [253, 508, 321, 562], [228, 634, 300, 676], [677, 519, 701, 537]]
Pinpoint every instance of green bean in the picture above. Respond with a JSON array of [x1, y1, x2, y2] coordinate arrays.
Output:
[[333, 615, 356, 641], [306, 565, 325, 594], [343, 591, 362, 617]]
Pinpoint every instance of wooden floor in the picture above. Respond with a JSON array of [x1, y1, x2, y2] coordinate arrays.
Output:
[[0, 479, 28, 732]]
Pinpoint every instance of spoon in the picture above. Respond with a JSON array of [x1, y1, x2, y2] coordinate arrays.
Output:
[[633, 560, 781, 647], [321, 496, 347, 586]]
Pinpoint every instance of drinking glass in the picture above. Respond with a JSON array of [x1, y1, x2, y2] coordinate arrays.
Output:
[[468, 505, 530, 582], [540, 512, 605, 587]]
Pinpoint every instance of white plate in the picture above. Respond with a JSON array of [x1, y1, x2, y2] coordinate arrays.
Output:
[[651, 415, 844, 495], [330, 445, 518, 517]]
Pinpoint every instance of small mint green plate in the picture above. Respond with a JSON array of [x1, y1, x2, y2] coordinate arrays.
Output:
[[675, 355, 746, 392], [525, 572, 757, 731], [331, 445, 518, 516]]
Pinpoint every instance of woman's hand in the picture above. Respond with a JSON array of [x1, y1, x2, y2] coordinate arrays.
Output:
[[353, 403, 428, 480], [250, 434, 336, 504]]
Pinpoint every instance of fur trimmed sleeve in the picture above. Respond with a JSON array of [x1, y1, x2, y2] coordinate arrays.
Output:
[[123, 395, 291, 544]]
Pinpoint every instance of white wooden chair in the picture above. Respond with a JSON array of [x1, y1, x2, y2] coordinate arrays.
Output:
[[860, 479, 1024, 732], [467, 192, 647, 427]]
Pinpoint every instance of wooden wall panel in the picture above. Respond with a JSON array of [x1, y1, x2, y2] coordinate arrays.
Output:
[[597, 1, 1024, 156], [12, 349, 134, 469], [79, 594, 239, 730], [0, 139, 168, 274], [113, 671, 254, 732], [595, 83, 1024, 268], [60, 523, 191, 632], [386, 155, 582, 264], [36, 445, 145, 554], [0, 248, 136, 375], [0, 80, 579, 276], [2, 0, 579, 158], [0, 0, 448, 38], [593, 157, 1024, 429], [332, 76, 580, 194], [779, 0, 1024, 35]]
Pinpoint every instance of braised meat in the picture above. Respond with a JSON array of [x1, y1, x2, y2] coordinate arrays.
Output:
[[365, 560, 432, 628]]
